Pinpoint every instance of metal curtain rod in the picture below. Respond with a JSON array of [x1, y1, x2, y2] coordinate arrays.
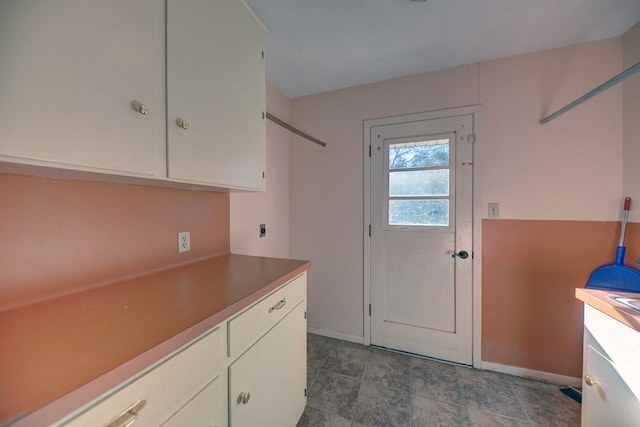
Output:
[[540, 61, 640, 125], [266, 112, 327, 147]]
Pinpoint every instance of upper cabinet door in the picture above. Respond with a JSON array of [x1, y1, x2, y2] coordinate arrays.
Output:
[[167, 0, 266, 190], [0, 0, 165, 176]]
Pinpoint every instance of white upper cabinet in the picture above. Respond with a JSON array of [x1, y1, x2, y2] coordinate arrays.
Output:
[[0, 0, 266, 190], [0, 0, 165, 177], [167, 0, 266, 190]]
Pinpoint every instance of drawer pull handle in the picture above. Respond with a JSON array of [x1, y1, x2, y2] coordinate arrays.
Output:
[[103, 398, 147, 427], [237, 391, 251, 405], [584, 375, 598, 387], [268, 298, 287, 313]]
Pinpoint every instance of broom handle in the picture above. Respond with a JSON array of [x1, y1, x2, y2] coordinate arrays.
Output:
[[619, 197, 631, 246]]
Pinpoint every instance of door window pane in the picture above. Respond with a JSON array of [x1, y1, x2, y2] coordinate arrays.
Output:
[[389, 200, 449, 226], [389, 170, 449, 197], [389, 139, 449, 169]]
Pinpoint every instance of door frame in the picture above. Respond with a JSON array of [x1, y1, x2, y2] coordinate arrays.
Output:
[[363, 105, 483, 368]]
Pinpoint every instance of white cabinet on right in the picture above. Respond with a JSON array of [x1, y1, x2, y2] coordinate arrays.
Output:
[[167, 0, 266, 190], [581, 304, 640, 426]]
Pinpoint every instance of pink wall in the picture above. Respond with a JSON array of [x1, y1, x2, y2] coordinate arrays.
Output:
[[482, 219, 619, 378], [230, 82, 291, 258], [480, 39, 622, 221], [0, 175, 229, 310], [623, 22, 640, 222], [289, 36, 629, 376]]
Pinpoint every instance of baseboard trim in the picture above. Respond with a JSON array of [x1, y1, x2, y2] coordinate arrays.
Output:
[[307, 326, 364, 344], [482, 361, 582, 387]]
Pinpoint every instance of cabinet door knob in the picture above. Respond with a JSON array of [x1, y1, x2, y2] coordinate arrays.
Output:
[[237, 391, 251, 405], [584, 375, 597, 387], [176, 118, 190, 130], [131, 101, 149, 115]]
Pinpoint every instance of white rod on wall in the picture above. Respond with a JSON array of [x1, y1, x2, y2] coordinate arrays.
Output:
[[266, 112, 327, 147], [540, 61, 640, 125]]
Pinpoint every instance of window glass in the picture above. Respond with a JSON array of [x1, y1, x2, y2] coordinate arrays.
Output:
[[389, 139, 449, 169], [387, 137, 451, 227], [389, 170, 449, 197], [389, 200, 449, 226]]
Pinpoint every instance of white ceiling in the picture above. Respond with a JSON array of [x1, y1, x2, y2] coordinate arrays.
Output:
[[246, 0, 640, 99]]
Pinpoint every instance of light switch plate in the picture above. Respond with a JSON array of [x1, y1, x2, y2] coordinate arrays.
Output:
[[488, 203, 499, 219]]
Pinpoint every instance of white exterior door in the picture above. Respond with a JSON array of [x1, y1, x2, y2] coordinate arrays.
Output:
[[370, 114, 474, 364]]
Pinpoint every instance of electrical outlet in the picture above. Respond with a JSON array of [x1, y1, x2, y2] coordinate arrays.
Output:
[[259, 224, 266, 238], [178, 231, 190, 253]]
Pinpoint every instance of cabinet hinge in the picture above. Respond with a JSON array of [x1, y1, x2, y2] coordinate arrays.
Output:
[[368, 145, 371, 158], [368, 224, 372, 237], [262, 171, 265, 179], [369, 304, 372, 316], [467, 133, 476, 144], [262, 50, 264, 59], [304, 311, 307, 319], [304, 388, 307, 397], [262, 111, 265, 120]]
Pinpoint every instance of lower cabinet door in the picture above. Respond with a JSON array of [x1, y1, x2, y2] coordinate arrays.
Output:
[[229, 302, 307, 427], [163, 375, 225, 427], [582, 344, 640, 426]]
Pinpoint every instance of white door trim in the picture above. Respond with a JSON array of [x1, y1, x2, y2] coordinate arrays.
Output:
[[363, 105, 483, 368]]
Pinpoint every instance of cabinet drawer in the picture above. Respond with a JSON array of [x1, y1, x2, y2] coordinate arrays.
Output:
[[228, 273, 306, 358], [58, 327, 222, 426]]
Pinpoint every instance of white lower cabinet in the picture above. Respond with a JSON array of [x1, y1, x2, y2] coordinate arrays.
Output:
[[229, 303, 307, 427], [55, 273, 307, 427], [57, 327, 224, 426], [581, 304, 640, 426]]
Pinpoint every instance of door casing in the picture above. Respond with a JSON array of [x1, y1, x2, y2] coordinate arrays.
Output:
[[363, 105, 483, 368]]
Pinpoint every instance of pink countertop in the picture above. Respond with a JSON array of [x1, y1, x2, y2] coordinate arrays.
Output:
[[0, 254, 309, 426], [576, 287, 640, 332]]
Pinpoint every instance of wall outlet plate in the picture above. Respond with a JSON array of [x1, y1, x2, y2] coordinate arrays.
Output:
[[259, 224, 266, 238], [178, 231, 190, 253]]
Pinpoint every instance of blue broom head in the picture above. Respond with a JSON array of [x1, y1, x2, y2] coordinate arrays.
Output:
[[586, 247, 640, 292]]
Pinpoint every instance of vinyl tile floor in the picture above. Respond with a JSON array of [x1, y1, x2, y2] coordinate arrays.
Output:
[[297, 334, 581, 427]]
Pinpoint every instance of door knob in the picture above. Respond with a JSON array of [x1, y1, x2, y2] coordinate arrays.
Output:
[[451, 250, 469, 259]]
